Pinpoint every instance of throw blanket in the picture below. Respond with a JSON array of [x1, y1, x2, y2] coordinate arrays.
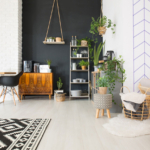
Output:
[[120, 92, 146, 112]]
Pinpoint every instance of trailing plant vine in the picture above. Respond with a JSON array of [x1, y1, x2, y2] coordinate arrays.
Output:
[[100, 55, 126, 105]]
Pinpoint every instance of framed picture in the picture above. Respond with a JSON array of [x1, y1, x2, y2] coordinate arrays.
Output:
[[39, 65, 49, 73]]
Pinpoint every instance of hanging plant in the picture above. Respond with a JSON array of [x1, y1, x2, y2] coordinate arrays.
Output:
[[98, 16, 116, 36], [89, 17, 116, 37], [100, 55, 126, 105]]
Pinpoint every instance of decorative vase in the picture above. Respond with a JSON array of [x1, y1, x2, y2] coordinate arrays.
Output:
[[72, 63, 77, 70], [99, 87, 107, 94], [82, 66, 86, 70]]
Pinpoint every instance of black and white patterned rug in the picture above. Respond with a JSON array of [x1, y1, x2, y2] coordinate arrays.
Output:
[[0, 118, 51, 150]]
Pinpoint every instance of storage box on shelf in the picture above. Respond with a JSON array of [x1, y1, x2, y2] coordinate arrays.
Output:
[[69, 43, 90, 99]]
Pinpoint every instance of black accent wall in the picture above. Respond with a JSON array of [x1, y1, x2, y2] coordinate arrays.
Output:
[[22, 0, 102, 95]]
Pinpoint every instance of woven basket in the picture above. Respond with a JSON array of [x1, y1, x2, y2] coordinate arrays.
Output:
[[94, 94, 112, 109], [56, 93, 66, 102], [81, 40, 88, 46], [98, 26, 107, 37], [120, 86, 150, 121]]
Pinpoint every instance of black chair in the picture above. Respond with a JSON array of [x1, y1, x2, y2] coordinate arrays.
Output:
[[0, 72, 23, 105]]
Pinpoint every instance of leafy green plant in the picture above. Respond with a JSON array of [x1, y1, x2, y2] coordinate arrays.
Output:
[[47, 60, 52, 68], [96, 76, 109, 87], [78, 60, 89, 67], [100, 55, 126, 105], [94, 42, 105, 66], [89, 16, 116, 35], [73, 49, 78, 57], [77, 37, 94, 60], [89, 17, 99, 43], [57, 77, 63, 90]]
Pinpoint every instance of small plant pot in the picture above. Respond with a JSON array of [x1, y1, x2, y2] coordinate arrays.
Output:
[[47, 68, 52, 73], [94, 66, 99, 71], [82, 66, 86, 70], [49, 39, 53, 42], [81, 40, 88, 46], [47, 39, 50, 42], [98, 26, 107, 37], [99, 87, 107, 94]]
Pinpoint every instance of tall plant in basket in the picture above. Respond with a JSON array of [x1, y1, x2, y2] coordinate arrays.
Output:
[[100, 55, 126, 105]]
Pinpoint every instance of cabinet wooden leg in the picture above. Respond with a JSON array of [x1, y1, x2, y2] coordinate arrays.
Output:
[[0, 88, 4, 98], [3, 88, 7, 103], [101, 109, 104, 117], [49, 95, 51, 100], [21, 95, 23, 100], [11, 89, 16, 106], [96, 109, 100, 118], [13, 88, 21, 102], [106, 109, 111, 118]]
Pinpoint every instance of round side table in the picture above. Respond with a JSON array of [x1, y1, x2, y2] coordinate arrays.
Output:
[[94, 94, 112, 119]]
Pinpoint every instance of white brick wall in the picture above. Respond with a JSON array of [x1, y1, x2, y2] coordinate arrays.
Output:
[[0, 0, 22, 101]]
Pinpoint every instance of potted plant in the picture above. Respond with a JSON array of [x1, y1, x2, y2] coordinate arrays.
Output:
[[77, 37, 94, 61], [100, 55, 126, 104], [47, 37, 50, 42], [46, 60, 52, 72], [78, 60, 89, 70], [49, 37, 53, 42], [94, 41, 105, 71], [52, 37, 55, 42], [57, 77, 63, 90], [96, 76, 109, 94], [89, 17, 116, 37]]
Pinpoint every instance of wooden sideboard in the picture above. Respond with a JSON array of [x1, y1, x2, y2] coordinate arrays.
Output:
[[19, 73, 53, 100]]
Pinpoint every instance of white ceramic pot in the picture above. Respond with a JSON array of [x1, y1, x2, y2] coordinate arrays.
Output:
[[79, 54, 82, 58], [47, 68, 52, 73], [49, 39, 53, 42], [77, 54, 80, 58], [94, 66, 99, 71], [47, 39, 50, 42], [82, 79, 86, 82], [76, 78, 83, 82], [71, 90, 82, 97], [73, 79, 78, 83]]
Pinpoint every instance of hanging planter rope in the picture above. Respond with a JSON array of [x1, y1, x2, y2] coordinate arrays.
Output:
[[43, 0, 65, 44]]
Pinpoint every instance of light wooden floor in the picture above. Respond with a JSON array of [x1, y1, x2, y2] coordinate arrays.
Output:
[[0, 97, 150, 150]]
